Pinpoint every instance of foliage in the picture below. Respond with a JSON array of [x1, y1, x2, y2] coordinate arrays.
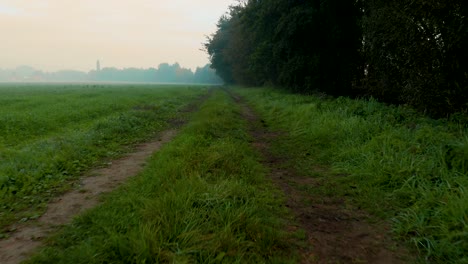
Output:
[[204, 12, 239, 84], [25, 90, 293, 264], [206, 0, 468, 116], [236, 87, 468, 263], [204, 0, 363, 93], [362, 0, 468, 116]]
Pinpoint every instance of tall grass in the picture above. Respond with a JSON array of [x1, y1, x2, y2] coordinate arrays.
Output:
[[235, 87, 468, 263], [0, 84, 206, 229], [25, 90, 292, 263]]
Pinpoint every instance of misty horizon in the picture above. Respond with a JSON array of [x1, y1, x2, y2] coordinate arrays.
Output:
[[0, 62, 222, 84], [0, 61, 212, 73], [0, 0, 234, 71]]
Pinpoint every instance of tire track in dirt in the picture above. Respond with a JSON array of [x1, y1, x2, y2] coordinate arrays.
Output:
[[0, 92, 211, 264], [0, 130, 178, 264], [228, 90, 411, 264]]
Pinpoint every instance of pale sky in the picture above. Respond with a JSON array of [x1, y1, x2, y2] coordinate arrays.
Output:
[[0, 0, 234, 71]]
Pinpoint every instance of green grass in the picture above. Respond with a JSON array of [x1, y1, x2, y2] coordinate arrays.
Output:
[[25, 90, 292, 263], [234, 87, 468, 263], [0, 84, 207, 230]]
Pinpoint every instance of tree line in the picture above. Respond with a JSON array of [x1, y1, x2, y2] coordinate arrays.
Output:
[[205, 0, 468, 116], [89, 63, 222, 84], [0, 63, 222, 84]]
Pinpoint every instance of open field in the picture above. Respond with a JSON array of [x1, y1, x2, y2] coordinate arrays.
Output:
[[0, 84, 207, 230], [1, 84, 467, 263]]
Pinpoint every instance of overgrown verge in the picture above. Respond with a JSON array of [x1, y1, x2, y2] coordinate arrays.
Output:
[[0, 85, 206, 231], [25, 90, 292, 263], [235, 87, 468, 263]]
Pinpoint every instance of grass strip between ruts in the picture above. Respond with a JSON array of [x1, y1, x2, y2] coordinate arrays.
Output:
[[26, 90, 292, 263]]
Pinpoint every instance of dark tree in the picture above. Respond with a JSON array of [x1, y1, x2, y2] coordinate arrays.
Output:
[[205, 0, 468, 116], [362, 0, 468, 115]]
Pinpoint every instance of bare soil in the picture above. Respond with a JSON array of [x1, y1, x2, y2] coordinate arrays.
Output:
[[229, 91, 412, 264], [0, 129, 178, 264]]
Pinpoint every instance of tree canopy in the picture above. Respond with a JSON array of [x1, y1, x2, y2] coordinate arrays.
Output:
[[205, 0, 468, 116]]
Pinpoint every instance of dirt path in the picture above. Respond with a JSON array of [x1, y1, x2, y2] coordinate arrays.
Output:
[[0, 129, 179, 264], [0, 90, 212, 264], [229, 91, 410, 264]]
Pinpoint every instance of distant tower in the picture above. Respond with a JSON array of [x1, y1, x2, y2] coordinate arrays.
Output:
[[96, 60, 101, 71]]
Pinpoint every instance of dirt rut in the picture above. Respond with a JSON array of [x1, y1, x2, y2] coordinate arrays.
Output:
[[229, 91, 410, 264], [0, 129, 177, 264]]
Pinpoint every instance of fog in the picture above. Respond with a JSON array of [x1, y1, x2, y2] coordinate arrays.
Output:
[[0, 0, 234, 72]]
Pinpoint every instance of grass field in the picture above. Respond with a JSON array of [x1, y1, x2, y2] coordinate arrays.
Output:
[[0, 83, 207, 230], [235, 87, 468, 263], [25, 89, 292, 263], [2, 84, 467, 263]]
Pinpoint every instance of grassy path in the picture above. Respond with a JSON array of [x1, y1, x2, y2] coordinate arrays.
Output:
[[0, 129, 179, 264], [228, 90, 411, 263], [0, 85, 205, 230], [8, 85, 459, 263], [23, 90, 292, 263], [234, 87, 468, 263], [1, 86, 210, 263]]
